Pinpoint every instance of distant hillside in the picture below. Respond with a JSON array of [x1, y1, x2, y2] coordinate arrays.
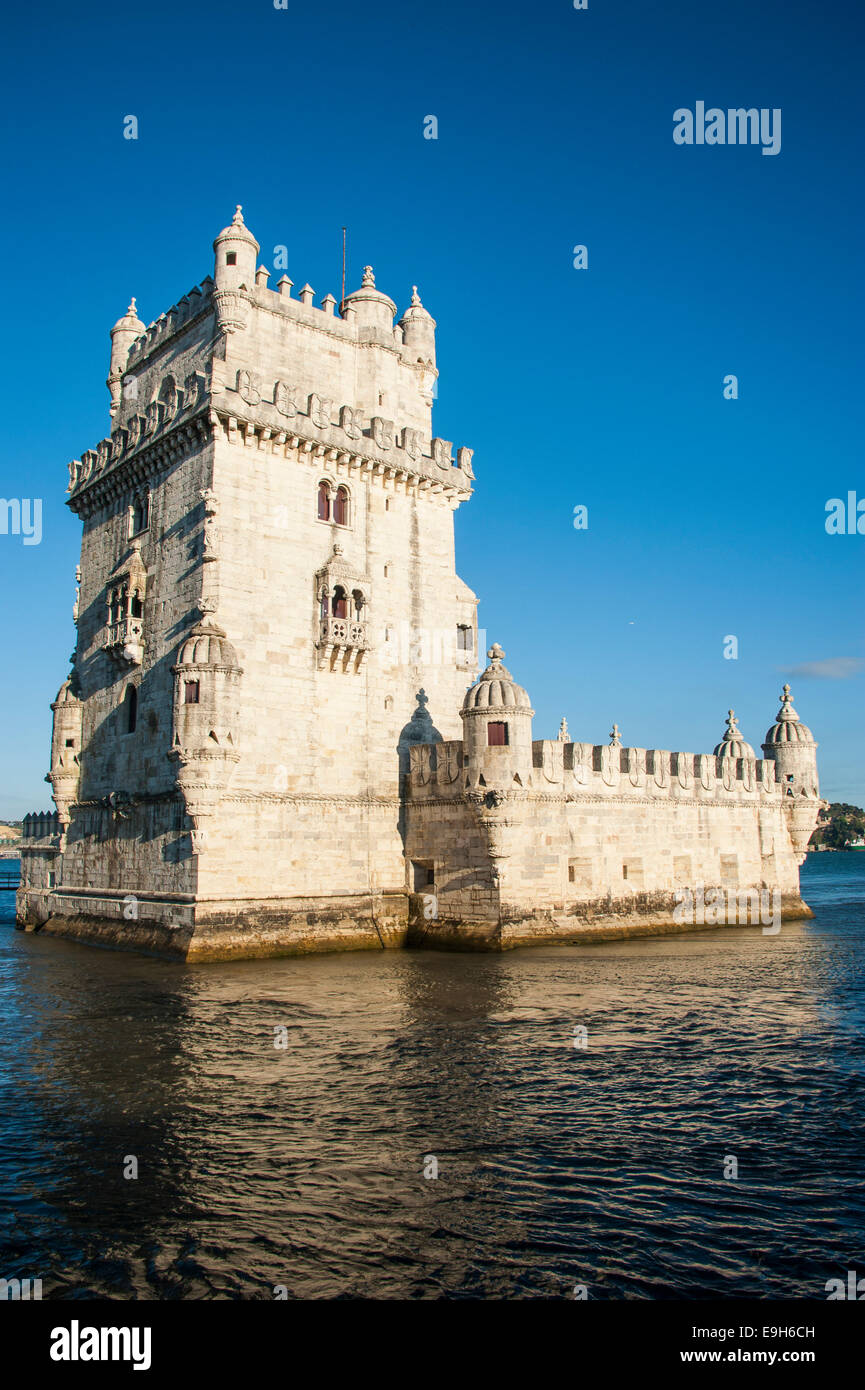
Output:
[[810, 803, 865, 849], [0, 823, 22, 842]]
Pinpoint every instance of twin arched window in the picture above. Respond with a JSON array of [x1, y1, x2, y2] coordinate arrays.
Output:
[[317, 482, 350, 525]]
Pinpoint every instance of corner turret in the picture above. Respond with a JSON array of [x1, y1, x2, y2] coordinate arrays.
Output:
[[212, 205, 260, 334], [107, 299, 145, 417], [762, 684, 820, 860], [460, 643, 534, 788], [46, 677, 82, 830]]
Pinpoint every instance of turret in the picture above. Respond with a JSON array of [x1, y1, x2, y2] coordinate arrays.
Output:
[[460, 643, 534, 788], [167, 622, 243, 851], [107, 299, 145, 417], [762, 684, 820, 860], [713, 709, 755, 761], [212, 205, 259, 334], [399, 286, 437, 369], [45, 677, 82, 829], [340, 265, 396, 334]]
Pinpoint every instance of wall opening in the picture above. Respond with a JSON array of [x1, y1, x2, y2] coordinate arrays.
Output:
[[488, 721, 508, 746]]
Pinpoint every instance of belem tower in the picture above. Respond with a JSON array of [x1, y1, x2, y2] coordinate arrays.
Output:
[[17, 208, 821, 960]]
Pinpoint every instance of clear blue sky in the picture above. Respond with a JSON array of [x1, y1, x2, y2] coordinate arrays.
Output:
[[0, 0, 862, 818]]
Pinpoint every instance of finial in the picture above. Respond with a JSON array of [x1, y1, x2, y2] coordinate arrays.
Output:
[[725, 709, 740, 735], [128, 298, 137, 316], [410, 285, 422, 306], [609, 723, 622, 746], [777, 683, 799, 721], [487, 643, 505, 663], [232, 205, 244, 225], [417, 688, 429, 709], [361, 266, 375, 288], [557, 716, 569, 742]]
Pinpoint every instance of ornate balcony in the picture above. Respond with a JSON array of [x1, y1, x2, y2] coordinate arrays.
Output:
[[104, 617, 145, 666], [317, 615, 370, 669]]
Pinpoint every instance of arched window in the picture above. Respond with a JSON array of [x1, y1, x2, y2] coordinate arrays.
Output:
[[333, 486, 349, 526], [130, 590, 143, 619], [123, 684, 138, 733], [130, 494, 149, 536], [352, 589, 365, 619], [317, 482, 331, 521], [332, 586, 348, 619], [319, 589, 328, 623]]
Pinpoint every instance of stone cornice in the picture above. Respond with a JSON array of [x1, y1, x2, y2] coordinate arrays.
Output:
[[210, 376, 473, 502], [67, 407, 212, 516]]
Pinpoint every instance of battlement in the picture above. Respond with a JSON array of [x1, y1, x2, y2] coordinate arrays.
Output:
[[21, 810, 60, 842], [67, 367, 474, 510], [125, 278, 214, 367], [407, 737, 784, 804]]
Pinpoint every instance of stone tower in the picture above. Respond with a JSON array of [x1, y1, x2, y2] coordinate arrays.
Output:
[[25, 207, 479, 957], [761, 685, 820, 860]]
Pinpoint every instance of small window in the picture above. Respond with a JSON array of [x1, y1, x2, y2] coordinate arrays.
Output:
[[333, 486, 349, 526], [130, 494, 149, 536], [124, 685, 138, 733], [568, 863, 576, 883], [383, 564, 390, 578], [385, 498, 391, 512], [332, 586, 347, 619], [412, 860, 435, 891], [317, 481, 331, 521], [65, 738, 75, 748], [226, 252, 237, 266], [130, 591, 143, 619], [457, 624, 473, 651], [487, 722, 508, 746], [184, 680, 200, 705]]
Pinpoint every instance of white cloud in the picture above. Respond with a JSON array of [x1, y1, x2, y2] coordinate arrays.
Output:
[[786, 658, 864, 680]]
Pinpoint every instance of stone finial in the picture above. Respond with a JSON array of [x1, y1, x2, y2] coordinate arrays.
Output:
[[487, 643, 505, 664], [609, 723, 622, 746], [299, 283, 315, 305], [127, 298, 137, 316], [557, 716, 569, 742], [321, 293, 337, 315], [277, 275, 293, 296], [361, 266, 376, 288], [777, 683, 800, 721], [232, 205, 245, 226], [410, 285, 422, 306]]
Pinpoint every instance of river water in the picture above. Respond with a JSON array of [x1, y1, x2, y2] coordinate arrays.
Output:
[[1, 853, 862, 1300]]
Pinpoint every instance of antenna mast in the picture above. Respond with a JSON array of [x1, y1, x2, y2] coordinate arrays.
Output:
[[341, 227, 346, 313]]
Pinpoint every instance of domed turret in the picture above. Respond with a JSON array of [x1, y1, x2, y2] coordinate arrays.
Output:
[[340, 265, 396, 332], [460, 643, 534, 786], [107, 298, 145, 416], [713, 709, 755, 760], [168, 622, 243, 851], [212, 205, 259, 333], [763, 684, 816, 746], [399, 285, 437, 368], [761, 685, 819, 862], [46, 676, 82, 828]]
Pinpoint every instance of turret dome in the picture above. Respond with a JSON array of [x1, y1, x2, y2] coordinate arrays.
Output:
[[713, 709, 755, 759], [462, 644, 533, 713], [111, 299, 145, 336], [213, 205, 260, 253], [341, 265, 396, 321], [763, 685, 815, 745], [398, 285, 435, 327], [52, 677, 81, 707], [176, 623, 240, 670]]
